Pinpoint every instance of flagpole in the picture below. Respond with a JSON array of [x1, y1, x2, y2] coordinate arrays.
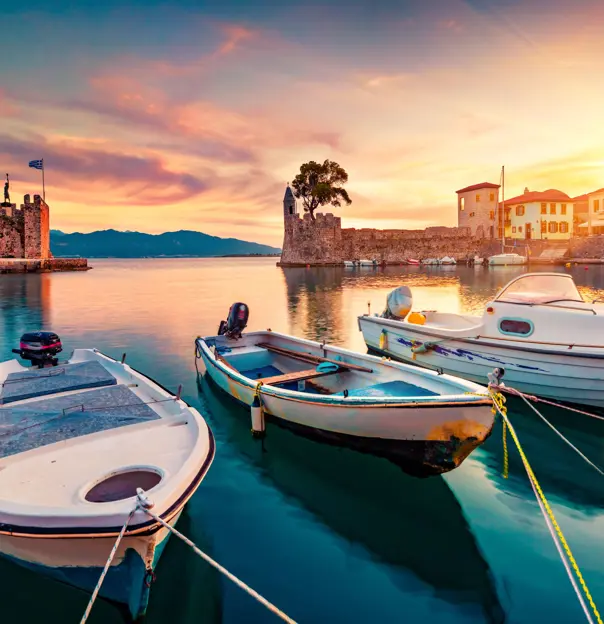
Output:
[[42, 159, 45, 201]]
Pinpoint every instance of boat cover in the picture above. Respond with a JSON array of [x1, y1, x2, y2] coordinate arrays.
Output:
[[0, 385, 160, 458], [0, 361, 116, 404]]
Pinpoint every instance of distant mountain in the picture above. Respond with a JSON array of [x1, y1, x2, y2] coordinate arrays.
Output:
[[49, 229, 281, 258]]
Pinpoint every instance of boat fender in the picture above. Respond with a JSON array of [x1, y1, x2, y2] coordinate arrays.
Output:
[[251, 394, 265, 438], [343, 389, 349, 398], [379, 329, 388, 350], [407, 312, 426, 325]]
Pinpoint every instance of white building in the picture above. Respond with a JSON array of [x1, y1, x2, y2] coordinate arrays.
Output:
[[456, 182, 500, 238], [503, 189, 573, 240], [575, 188, 604, 235]]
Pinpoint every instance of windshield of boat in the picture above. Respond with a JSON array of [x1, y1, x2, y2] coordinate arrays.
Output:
[[495, 274, 584, 305]]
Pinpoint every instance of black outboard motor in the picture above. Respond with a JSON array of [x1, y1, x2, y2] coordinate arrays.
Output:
[[12, 331, 62, 368], [217, 303, 249, 339]]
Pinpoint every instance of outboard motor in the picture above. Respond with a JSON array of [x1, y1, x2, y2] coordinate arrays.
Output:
[[217, 303, 249, 339], [381, 286, 413, 320], [12, 331, 62, 368]]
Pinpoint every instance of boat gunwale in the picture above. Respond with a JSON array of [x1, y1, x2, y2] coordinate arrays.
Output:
[[359, 314, 604, 357], [196, 332, 491, 406], [0, 350, 216, 539]]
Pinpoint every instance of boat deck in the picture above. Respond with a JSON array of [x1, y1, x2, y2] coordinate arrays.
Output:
[[0, 362, 160, 459]]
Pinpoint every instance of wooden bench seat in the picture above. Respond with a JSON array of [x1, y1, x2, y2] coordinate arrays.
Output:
[[261, 367, 344, 386]]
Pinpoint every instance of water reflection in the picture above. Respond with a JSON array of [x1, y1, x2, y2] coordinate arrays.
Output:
[[198, 374, 505, 623]]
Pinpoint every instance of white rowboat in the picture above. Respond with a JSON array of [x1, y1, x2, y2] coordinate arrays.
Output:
[[196, 330, 494, 476]]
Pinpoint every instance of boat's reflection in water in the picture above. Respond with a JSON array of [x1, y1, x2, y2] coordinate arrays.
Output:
[[480, 397, 604, 513], [198, 373, 505, 623]]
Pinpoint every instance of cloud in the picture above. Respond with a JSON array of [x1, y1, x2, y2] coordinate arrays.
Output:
[[0, 90, 18, 117], [0, 134, 211, 205]]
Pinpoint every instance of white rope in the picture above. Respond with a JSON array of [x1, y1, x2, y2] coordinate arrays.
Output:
[[136, 493, 297, 624], [495, 385, 604, 476], [80, 507, 137, 624], [489, 392, 595, 624]]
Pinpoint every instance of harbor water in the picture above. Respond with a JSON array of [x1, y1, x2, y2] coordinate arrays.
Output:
[[1, 258, 604, 623]]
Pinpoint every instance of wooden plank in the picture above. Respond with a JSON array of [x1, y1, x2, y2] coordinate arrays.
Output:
[[215, 351, 238, 371], [261, 368, 341, 386], [257, 342, 373, 373]]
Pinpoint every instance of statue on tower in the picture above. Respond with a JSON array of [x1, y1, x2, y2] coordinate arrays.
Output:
[[2, 173, 10, 206]]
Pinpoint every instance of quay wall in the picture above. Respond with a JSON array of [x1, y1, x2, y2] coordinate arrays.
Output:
[[0, 258, 89, 273]]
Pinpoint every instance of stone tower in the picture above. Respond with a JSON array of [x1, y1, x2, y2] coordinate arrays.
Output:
[[456, 182, 500, 238], [283, 185, 297, 218]]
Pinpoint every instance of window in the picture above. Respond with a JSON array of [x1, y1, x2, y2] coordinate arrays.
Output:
[[594, 199, 600, 212], [560, 222, 569, 233], [512, 226, 517, 233], [550, 203, 556, 214], [475, 194, 481, 202], [498, 227, 504, 238], [549, 221, 558, 233], [541, 203, 547, 214], [469, 212, 475, 217], [518, 225, 523, 233], [541, 220, 547, 233], [499, 319, 534, 337], [489, 210, 495, 219], [516, 205, 525, 216], [489, 192, 495, 201], [561, 203, 567, 215], [460, 197, 465, 211]]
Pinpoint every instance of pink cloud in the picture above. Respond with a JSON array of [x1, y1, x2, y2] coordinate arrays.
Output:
[[0, 90, 18, 117]]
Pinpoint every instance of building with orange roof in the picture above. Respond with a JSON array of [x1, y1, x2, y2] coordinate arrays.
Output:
[[502, 188, 573, 240], [574, 188, 604, 235]]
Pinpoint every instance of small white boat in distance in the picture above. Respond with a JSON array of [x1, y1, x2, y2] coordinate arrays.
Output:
[[196, 305, 494, 476], [343, 260, 356, 268], [406, 258, 420, 266], [359, 273, 604, 407], [439, 256, 457, 265], [358, 258, 377, 266], [0, 337, 214, 620], [421, 258, 439, 265], [488, 253, 527, 266]]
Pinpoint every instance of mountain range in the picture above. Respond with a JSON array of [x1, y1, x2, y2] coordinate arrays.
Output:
[[50, 229, 281, 258]]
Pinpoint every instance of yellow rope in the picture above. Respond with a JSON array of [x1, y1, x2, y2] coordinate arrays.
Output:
[[502, 419, 509, 479], [490, 390, 602, 624]]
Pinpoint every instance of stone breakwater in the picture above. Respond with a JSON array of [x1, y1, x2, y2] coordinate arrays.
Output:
[[277, 212, 497, 266], [0, 258, 89, 273]]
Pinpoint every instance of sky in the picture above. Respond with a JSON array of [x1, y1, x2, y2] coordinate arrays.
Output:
[[1, 0, 604, 246]]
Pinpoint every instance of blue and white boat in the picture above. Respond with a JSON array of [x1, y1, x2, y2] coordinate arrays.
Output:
[[359, 273, 604, 407], [196, 305, 494, 476], [0, 340, 214, 619]]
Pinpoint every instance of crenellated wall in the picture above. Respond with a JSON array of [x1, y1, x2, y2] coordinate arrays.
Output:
[[0, 194, 51, 259], [278, 212, 491, 265]]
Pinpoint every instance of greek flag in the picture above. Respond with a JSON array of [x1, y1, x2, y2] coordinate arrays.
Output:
[[28, 159, 43, 170]]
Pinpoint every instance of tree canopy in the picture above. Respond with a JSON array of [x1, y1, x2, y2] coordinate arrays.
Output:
[[291, 159, 352, 220]]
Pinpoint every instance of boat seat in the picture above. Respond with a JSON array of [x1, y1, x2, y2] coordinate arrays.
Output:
[[240, 365, 283, 380], [261, 367, 345, 386], [333, 380, 437, 398]]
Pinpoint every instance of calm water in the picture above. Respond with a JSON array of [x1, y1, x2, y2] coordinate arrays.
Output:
[[1, 259, 604, 624]]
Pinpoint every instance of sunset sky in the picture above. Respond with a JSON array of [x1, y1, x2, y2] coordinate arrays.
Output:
[[1, 0, 604, 246]]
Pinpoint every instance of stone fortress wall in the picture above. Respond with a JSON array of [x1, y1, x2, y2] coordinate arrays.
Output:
[[0, 194, 50, 259]]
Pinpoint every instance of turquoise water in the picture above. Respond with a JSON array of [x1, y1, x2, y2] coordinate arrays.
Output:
[[1, 258, 604, 623]]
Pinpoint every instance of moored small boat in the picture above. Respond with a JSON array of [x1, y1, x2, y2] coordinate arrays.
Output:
[[196, 304, 495, 476], [406, 258, 420, 266], [0, 334, 214, 619], [488, 253, 527, 266], [359, 273, 604, 407], [439, 256, 457, 265]]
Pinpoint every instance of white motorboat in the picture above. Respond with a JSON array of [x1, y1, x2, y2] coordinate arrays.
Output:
[[439, 256, 457, 265], [488, 253, 527, 266], [421, 258, 439, 265], [343, 260, 356, 268], [0, 334, 214, 619], [358, 259, 377, 267], [196, 304, 494, 476], [359, 273, 604, 407]]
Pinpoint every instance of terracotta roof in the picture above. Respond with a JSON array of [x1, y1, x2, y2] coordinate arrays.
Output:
[[456, 182, 500, 194], [572, 188, 604, 201], [502, 189, 570, 206]]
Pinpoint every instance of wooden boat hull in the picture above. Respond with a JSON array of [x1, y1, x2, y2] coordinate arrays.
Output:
[[197, 332, 494, 475], [359, 315, 604, 407]]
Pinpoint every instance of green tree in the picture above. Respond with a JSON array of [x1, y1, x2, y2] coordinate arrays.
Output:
[[291, 159, 352, 221]]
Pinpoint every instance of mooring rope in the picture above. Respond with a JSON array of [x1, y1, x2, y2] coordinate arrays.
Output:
[[489, 389, 602, 624], [80, 507, 138, 624], [135, 491, 296, 624]]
